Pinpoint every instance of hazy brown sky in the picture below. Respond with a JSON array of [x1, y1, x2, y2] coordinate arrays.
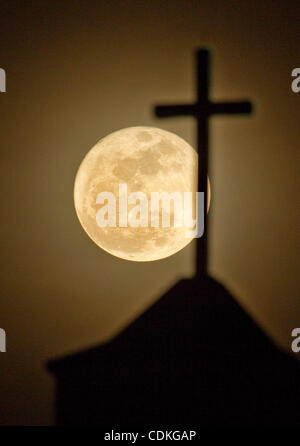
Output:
[[0, 0, 299, 425]]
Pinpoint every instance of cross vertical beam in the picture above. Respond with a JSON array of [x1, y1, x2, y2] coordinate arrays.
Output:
[[196, 49, 209, 276], [154, 48, 253, 277]]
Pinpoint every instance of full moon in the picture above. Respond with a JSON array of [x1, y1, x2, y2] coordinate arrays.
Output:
[[74, 126, 210, 262]]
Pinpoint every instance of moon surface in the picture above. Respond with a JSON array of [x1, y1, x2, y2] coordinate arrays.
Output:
[[74, 126, 210, 262]]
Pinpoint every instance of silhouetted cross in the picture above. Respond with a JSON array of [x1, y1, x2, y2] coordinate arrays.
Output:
[[154, 48, 253, 276]]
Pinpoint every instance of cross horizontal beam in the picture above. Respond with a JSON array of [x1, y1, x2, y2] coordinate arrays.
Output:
[[210, 101, 252, 115], [155, 101, 252, 118]]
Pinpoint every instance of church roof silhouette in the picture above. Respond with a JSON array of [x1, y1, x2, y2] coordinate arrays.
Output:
[[48, 275, 299, 426]]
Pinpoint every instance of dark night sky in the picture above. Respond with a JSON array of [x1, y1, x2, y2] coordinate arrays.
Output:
[[0, 0, 299, 425]]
